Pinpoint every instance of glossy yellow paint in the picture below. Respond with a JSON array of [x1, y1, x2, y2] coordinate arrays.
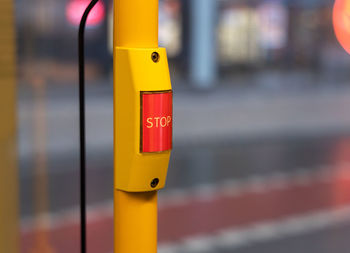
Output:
[[114, 47, 172, 192], [114, 0, 158, 48], [114, 191, 158, 253], [0, 0, 19, 252], [114, 0, 172, 252]]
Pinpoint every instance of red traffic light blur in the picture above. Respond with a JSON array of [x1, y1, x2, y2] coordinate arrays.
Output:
[[66, 0, 105, 27], [333, 0, 350, 54]]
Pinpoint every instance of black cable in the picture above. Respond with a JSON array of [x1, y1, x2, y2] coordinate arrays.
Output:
[[78, 1, 99, 252]]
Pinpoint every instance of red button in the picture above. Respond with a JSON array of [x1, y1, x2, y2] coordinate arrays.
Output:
[[141, 91, 173, 153]]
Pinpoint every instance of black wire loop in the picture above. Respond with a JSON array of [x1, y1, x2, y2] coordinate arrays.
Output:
[[78, 1, 99, 252]]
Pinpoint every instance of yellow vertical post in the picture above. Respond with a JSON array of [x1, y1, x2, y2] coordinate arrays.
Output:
[[0, 0, 19, 252], [114, 0, 159, 252], [114, 191, 158, 253], [114, 0, 159, 48]]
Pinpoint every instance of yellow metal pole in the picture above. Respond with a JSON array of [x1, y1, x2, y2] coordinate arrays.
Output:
[[114, 191, 158, 253], [114, 0, 159, 253], [0, 0, 19, 252], [114, 0, 158, 48]]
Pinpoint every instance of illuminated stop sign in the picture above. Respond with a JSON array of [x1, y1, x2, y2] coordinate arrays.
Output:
[[333, 0, 350, 54], [141, 91, 173, 153], [66, 0, 105, 27]]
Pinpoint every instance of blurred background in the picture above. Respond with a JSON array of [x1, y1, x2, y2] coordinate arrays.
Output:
[[4, 0, 350, 252]]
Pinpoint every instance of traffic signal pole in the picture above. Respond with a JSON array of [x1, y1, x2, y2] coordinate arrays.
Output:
[[190, 0, 217, 88], [114, 0, 172, 252]]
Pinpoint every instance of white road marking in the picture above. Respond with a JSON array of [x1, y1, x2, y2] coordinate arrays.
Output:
[[21, 163, 350, 238], [158, 206, 350, 253]]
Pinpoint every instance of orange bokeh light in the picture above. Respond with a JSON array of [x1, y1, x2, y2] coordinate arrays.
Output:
[[333, 0, 350, 54]]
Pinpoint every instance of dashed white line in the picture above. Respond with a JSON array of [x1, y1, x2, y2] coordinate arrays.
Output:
[[158, 206, 350, 253], [21, 163, 350, 238]]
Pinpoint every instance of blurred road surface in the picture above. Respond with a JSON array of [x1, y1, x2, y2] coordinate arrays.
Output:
[[19, 81, 350, 160], [18, 81, 350, 253]]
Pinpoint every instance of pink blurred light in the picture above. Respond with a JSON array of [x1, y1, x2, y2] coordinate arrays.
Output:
[[66, 0, 105, 27]]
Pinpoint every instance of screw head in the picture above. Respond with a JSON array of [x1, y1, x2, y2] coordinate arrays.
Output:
[[151, 52, 160, 63], [150, 178, 160, 188]]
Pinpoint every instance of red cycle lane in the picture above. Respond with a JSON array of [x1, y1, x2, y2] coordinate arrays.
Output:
[[21, 167, 350, 253]]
